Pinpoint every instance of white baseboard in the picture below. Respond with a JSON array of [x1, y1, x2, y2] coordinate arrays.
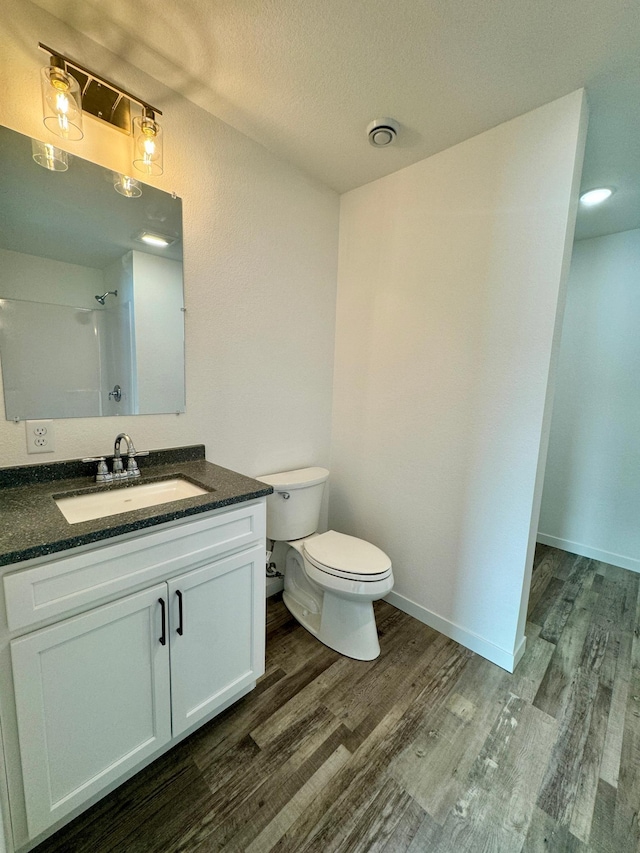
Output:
[[384, 590, 525, 673], [266, 576, 284, 597], [537, 533, 640, 574]]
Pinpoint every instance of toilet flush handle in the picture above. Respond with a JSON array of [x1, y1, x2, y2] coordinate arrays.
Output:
[[279, 491, 290, 500]]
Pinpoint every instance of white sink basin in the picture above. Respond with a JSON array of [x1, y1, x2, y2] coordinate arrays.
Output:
[[55, 478, 209, 524]]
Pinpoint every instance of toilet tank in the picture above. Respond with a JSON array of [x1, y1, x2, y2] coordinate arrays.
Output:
[[257, 467, 329, 541]]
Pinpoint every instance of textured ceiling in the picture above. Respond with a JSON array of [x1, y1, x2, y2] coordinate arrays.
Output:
[[32, 0, 640, 238]]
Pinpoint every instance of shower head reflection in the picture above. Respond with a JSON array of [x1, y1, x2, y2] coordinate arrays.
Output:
[[95, 290, 118, 305]]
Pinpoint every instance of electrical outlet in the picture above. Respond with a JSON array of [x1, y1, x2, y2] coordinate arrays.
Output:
[[26, 420, 55, 454]]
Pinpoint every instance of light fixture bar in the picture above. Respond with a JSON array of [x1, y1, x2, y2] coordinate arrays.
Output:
[[38, 43, 162, 117]]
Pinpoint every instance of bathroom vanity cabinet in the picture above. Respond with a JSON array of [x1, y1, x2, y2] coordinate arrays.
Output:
[[0, 451, 270, 853]]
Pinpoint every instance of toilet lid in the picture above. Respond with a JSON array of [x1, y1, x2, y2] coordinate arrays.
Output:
[[303, 530, 391, 577]]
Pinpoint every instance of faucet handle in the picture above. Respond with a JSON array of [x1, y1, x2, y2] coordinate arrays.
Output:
[[81, 457, 113, 483], [126, 456, 141, 477], [125, 450, 150, 477]]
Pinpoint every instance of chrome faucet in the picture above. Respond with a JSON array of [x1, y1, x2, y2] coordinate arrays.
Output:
[[113, 433, 140, 479], [82, 435, 149, 482]]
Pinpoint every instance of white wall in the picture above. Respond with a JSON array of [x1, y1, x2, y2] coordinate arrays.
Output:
[[131, 251, 184, 414], [0, 0, 339, 474], [539, 229, 640, 572], [331, 92, 587, 670], [0, 247, 102, 308]]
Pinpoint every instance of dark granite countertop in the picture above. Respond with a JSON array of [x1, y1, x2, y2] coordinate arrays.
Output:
[[0, 445, 272, 567]]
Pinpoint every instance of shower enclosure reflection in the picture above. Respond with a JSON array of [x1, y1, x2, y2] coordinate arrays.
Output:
[[0, 124, 185, 421], [0, 296, 130, 417]]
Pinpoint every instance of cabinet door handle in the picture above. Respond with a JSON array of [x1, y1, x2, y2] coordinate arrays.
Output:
[[176, 589, 184, 636], [158, 597, 167, 646]]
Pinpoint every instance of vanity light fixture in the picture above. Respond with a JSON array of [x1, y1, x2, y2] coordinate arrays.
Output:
[[113, 173, 142, 198], [136, 230, 174, 248], [580, 187, 614, 206], [37, 43, 164, 178], [31, 138, 69, 171]]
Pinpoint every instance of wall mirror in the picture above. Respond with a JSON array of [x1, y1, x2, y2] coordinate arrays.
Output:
[[0, 124, 185, 420]]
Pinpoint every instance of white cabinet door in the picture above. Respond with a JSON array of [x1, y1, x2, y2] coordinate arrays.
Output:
[[168, 545, 265, 737], [11, 584, 172, 838]]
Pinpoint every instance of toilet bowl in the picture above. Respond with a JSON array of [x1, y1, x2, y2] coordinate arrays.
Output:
[[257, 468, 393, 661]]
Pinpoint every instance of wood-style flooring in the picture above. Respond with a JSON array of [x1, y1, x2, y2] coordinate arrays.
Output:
[[34, 545, 640, 852]]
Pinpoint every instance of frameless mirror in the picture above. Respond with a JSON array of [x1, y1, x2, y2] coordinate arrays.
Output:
[[0, 124, 185, 420]]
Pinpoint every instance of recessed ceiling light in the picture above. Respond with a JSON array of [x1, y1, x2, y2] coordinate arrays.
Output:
[[579, 187, 614, 207], [135, 230, 175, 248]]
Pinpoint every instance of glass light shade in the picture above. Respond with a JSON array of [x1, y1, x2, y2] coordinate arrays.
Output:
[[132, 110, 163, 176], [31, 138, 69, 171], [113, 173, 142, 198], [41, 63, 83, 141]]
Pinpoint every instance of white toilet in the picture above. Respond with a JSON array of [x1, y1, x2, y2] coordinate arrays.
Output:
[[257, 467, 393, 661]]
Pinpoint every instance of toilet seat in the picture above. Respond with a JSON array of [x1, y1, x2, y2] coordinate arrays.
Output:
[[303, 530, 392, 582]]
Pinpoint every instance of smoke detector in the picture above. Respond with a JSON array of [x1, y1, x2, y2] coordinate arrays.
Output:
[[367, 118, 399, 147]]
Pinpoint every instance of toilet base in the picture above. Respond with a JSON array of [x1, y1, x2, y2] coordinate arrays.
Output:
[[283, 589, 381, 661]]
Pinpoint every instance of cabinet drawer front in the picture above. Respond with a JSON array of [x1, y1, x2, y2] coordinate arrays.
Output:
[[11, 584, 172, 838], [5, 501, 265, 631]]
